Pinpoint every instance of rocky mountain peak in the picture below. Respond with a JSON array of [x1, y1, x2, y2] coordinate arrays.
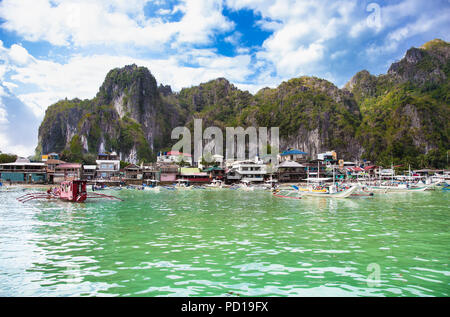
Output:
[[96, 64, 158, 108], [36, 39, 449, 167], [388, 39, 449, 85]]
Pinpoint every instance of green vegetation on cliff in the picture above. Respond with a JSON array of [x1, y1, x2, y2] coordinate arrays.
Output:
[[348, 39, 450, 168], [37, 40, 450, 168]]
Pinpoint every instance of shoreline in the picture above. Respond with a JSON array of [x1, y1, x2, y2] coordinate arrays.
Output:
[[0, 184, 49, 189]]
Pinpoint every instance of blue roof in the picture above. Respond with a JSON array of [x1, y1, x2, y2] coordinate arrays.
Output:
[[281, 149, 308, 156]]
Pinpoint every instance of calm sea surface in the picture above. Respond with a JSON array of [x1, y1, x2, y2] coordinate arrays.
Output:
[[0, 187, 449, 296]]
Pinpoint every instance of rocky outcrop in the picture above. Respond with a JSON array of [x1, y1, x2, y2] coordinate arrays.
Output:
[[38, 99, 87, 155], [251, 77, 362, 160], [36, 39, 449, 167], [387, 40, 449, 86], [345, 39, 449, 166]]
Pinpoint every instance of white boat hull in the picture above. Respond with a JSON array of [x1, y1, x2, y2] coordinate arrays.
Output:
[[144, 187, 160, 192], [302, 186, 358, 198], [368, 185, 430, 193]]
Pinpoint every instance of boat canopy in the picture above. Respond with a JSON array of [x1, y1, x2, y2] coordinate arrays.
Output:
[[202, 166, 224, 172], [277, 160, 304, 168], [305, 177, 332, 182], [281, 149, 308, 156]]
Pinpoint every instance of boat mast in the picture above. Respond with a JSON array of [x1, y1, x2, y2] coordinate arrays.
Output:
[[307, 166, 309, 186], [379, 166, 381, 185], [392, 163, 394, 183], [317, 161, 319, 181], [333, 165, 335, 184]]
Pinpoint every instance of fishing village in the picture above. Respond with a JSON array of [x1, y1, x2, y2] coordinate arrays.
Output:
[[1, 149, 449, 203], [0, 0, 449, 299]]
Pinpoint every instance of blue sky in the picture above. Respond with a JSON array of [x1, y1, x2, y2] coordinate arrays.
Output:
[[0, 0, 449, 156]]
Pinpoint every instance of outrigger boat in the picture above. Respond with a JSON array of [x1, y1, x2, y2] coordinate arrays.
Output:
[[367, 164, 431, 193], [175, 179, 192, 190], [238, 180, 254, 191], [17, 180, 123, 203], [273, 185, 302, 199], [300, 184, 358, 198], [351, 184, 374, 197], [298, 174, 359, 198], [143, 180, 160, 192], [205, 179, 224, 189], [367, 182, 431, 193]]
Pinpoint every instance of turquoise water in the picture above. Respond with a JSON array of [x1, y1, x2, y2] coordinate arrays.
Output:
[[0, 188, 449, 296]]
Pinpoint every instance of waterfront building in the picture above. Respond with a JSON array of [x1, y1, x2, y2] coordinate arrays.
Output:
[[276, 160, 306, 183], [202, 166, 225, 180], [317, 150, 337, 162], [413, 169, 444, 177], [157, 151, 192, 166], [41, 152, 60, 162], [96, 152, 120, 179], [142, 163, 160, 181], [0, 158, 47, 183], [304, 160, 327, 179], [159, 164, 179, 183], [226, 160, 267, 183], [279, 149, 308, 163], [178, 167, 210, 183], [198, 154, 224, 169], [83, 165, 97, 180], [361, 165, 378, 179], [124, 164, 142, 179], [54, 163, 82, 182], [45, 159, 66, 183]]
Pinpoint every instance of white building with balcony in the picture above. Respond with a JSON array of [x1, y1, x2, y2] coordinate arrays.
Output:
[[157, 151, 192, 166], [226, 160, 267, 182], [96, 152, 120, 179]]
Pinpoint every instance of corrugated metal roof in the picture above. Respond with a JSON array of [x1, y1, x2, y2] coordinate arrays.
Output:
[[0, 162, 45, 166], [56, 163, 82, 169], [281, 149, 308, 156], [278, 160, 304, 168]]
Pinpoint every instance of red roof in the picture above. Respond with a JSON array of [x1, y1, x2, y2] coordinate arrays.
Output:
[[346, 167, 364, 172], [56, 163, 82, 169], [166, 151, 192, 157], [364, 165, 377, 170]]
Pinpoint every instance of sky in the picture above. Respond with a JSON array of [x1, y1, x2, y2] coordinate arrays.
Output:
[[0, 0, 449, 157]]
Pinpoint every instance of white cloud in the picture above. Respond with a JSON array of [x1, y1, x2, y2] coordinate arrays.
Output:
[[224, 31, 242, 46], [0, 0, 448, 157], [0, 0, 234, 49], [226, 0, 359, 79], [0, 132, 34, 156], [0, 42, 254, 117], [365, 6, 450, 57], [8, 44, 33, 65], [2, 81, 18, 91], [0, 103, 8, 124]]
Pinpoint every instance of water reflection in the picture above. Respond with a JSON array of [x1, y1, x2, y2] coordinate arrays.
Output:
[[0, 188, 448, 296]]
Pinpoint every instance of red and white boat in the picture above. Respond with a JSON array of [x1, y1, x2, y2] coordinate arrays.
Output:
[[17, 180, 123, 203]]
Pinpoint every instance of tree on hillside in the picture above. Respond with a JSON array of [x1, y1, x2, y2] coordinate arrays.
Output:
[[0, 152, 17, 163]]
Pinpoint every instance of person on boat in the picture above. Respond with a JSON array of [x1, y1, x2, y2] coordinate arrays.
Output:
[[47, 187, 52, 194]]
